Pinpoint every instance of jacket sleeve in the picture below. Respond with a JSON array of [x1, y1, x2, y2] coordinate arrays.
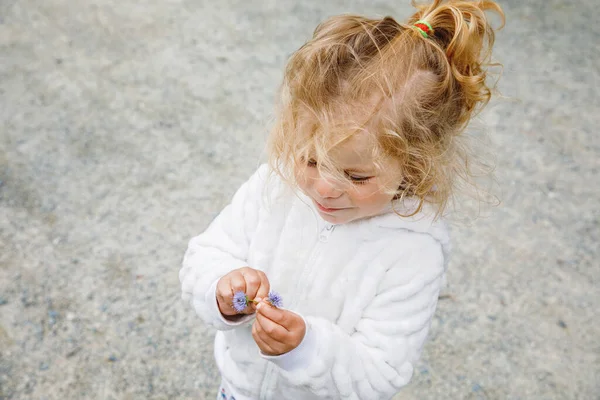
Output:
[[265, 234, 446, 399], [179, 164, 269, 331]]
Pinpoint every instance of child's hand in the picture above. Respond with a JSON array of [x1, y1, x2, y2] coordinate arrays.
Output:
[[216, 267, 270, 317], [252, 301, 306, 356]]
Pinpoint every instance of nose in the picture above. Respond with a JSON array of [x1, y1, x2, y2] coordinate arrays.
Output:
[[314, 174, 343, 199]]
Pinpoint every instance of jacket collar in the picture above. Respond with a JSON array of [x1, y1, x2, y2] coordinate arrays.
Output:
[[369, 198, 451, 266], [297, 190, 450, 259]]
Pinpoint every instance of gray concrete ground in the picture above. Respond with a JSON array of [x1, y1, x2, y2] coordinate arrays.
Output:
[[0, 0, 598, 399]]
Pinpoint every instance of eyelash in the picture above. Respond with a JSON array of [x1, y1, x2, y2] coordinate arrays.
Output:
[[349, 176, 370, 185], [306, 159, 371, 185]]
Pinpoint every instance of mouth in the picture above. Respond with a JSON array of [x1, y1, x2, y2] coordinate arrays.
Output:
[[314, 200, 346, 213]]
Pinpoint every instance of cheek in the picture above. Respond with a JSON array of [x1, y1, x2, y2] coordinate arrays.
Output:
[[350, 184, 394, 208], [294, 167, 311, 191]]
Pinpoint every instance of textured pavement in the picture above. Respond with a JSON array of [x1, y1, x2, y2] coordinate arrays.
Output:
[[1, 0, 598, 399]]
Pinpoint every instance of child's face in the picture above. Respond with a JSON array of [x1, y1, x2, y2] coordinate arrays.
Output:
[[296, 132, 402, 225]]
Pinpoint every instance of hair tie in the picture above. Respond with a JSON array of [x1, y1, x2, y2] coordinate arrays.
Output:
[[414, 20, 433, 38]]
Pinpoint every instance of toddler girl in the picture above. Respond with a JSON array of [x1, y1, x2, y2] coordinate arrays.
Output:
[[180, 0, 504, 398]]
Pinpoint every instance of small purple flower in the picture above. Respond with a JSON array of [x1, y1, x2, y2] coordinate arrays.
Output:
[[232, 291, 248, 312], [267, 291, 283, 308]]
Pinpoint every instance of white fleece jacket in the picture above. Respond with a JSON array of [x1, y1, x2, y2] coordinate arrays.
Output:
[[180, 164, 450, 400]]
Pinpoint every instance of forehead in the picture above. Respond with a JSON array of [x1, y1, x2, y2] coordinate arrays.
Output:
[[328, 131, 376, 169], [296, 100, 383, 168]]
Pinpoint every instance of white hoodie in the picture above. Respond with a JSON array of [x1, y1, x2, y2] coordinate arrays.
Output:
[[180, 164, 450, 400]]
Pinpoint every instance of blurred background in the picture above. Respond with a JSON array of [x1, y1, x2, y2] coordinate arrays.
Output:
[[0, 0, 598, 399]]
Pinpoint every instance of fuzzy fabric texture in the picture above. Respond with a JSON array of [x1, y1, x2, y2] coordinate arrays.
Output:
[[180, 164, 450, 400]]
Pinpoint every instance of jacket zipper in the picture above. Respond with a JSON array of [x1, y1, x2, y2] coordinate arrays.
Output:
[[293, 223, 335, 308], [259, 364, 273, 400], [319, 223, 336, 242], [258, 222, 335, 399]]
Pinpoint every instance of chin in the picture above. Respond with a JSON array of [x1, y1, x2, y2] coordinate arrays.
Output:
[[318, 211, 349, 225]]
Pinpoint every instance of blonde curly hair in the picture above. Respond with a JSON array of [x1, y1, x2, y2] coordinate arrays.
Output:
[[267, 0, 505, 218]]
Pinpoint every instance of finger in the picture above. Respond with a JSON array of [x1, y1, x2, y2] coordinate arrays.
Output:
[[229, 272, 256, 314], [257, 301, 289, 329], [253, 329, 278, 355], [255, 271, 271, 301], [255, 309, 289, 340], [229, 272, 247, 296], [216, 276, 236, 316], [252, 321, 279, 355], [216, 275, 230, 300], [252, 321, 275, 354], [253, 317, 286, 345], [242, 270, 262, 301]]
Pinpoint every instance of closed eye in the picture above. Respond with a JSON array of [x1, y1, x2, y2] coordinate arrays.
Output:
[[346, 172, 372, 185], [306, 158, 372, 184]]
